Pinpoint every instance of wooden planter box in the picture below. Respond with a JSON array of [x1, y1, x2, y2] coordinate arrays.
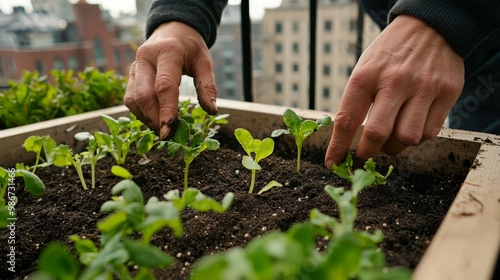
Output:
[[1, 97, 499, 279]]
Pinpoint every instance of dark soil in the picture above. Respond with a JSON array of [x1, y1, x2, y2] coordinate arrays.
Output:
[[0, 131, 469, 279]]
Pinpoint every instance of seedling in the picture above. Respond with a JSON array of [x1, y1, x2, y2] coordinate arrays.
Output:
[[158, 119, 220, 190], [192, 158, 409, 280], [35, 177, 234, 279], [95, 114, 154, 165], [272, 108, 331, 172], [234, 128, 275, 193], [189, 104, 230, 138], [0, 167, 45, 228], [74, 132, 107, 189], [52, 145, 91, 190], [22, 135, 57, 173]]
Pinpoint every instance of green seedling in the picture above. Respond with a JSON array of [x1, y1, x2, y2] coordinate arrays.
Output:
[[158, 119, 220, 190], [35, 178, 233, 280], [192, 158, 409, 280], [22, 135, 57, 173], [189, 104, 230, 138], [52, 145, 91, 190], [234, 128, 275, 194], [272, 108, 331, 172], [74, 132, 107, 189], [95, 114, 154, 165], [0, 167, 45, 228]]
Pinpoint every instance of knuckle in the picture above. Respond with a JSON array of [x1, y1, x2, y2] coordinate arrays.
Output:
[[334, 112, 359, 133], [155, 74, 179, 94], [396, 129, 421, 146], [363, 122, 391, 144]]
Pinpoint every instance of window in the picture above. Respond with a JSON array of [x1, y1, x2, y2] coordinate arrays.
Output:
[[114, 50, 121, 65], [93, 36, 104, 61], [275, 82, 282, 93], [292, 101, 299, 108], [225, 72, 234, 81], [324, 20, 332, 32], [68, 56, 78, 70], [275, 63, 283, 73], [224, 57, 232, 65], [349, 19, 357, 31], [292, 21, 299, 33], [0, 56, 4, 76], [53, 57, 64, 70], [292, 63, 299, 72], [292, 42, 299, 53], [323, 87, 330, 98], [226, 88, 235, 98], [8, 58, 16, 73], [275, 22, 283, 34], [275, 43, 282, 53], [292, 83, 299, 92], [323, 43, 331, 54], [323, 65, 331, 76], [35, 60, 44, 74]]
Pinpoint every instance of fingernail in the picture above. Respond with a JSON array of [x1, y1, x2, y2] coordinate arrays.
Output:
[[211, 100, 218, 112], [325, 159, 334, 170], [160, 123, 170, 140]]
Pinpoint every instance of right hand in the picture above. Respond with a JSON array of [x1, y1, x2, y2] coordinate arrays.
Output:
[[124, 22, 218, 139]]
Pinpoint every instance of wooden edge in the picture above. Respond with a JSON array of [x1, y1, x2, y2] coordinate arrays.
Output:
[[0, 96, 499, 279]]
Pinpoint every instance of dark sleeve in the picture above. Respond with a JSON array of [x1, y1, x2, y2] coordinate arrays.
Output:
[[146, 0, 228, 48], [388, 0, 500, 58]]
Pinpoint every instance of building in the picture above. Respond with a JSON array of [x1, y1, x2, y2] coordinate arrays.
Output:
[[0, 0, 140, 88], [259, 0, 380, 113]]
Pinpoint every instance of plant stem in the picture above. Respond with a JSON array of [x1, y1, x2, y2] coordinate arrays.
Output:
[[90, 162, 96, 189], [74, 164, 88, 191], [296, 145, 302, 172], [249, 169, 256, 193], [184, 161, 190, 191]]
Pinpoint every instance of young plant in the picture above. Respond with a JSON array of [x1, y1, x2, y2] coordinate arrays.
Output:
[[189, 104, 230, 138], [52, 144, 91, 191], [192, 158, 409, 280], [234, 128, 275, 194], [0, 167, 45, 228], [34, 177, 233, 279], [21, 135, 57, 173], [158, 119, 220, 190], [95, 114, 154, 165], [74, 132, 107, 189], [272, 108, 331, 172]]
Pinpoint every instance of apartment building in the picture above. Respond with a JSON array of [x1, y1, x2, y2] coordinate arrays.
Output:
[[259, 0, 380, 113]]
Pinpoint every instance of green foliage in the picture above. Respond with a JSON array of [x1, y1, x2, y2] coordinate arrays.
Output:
[[74, 132, 107, 189], [0, 67, 127, 129], [272, 108, 332, 172], [234, 128, 275, 193], [158, 113, 222, 190], [52, 144, 90, 191], [22, 135, 57, 173], [0, 167, 45, 228], [192, 158, 410, 280], [95, 114, 155, 165], [34, 178, 233, 279]]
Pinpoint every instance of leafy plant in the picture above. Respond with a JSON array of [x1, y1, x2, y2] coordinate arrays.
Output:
[[191, 157, 409, 280], [34, 178, 234, 279], [234, 128, 275, 194], [95, 114, 155, 165], [22, 135, 57, 173], [0, 167, 45, 228], [188, 104, 230, 138], [272, 108, 331, 172], [52, 144, 91, 191], [74, 132, 107, 189], [158, 119, 220, 190]]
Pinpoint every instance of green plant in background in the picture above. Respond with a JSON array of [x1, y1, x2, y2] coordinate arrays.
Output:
[[0, 167, 45, 228], [234, 128, 275, 194], [95, 114, 155, 165], [158, 119, 220, 190], [21, 135, 57, 173], [34, 174, 234, 279], [0, 67, 127, 130], [191, 157, 409, 280], [272, 108, 331, 172]]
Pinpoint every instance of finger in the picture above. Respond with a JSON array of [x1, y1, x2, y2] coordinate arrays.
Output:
[[325, 74, 374, 169], [155, 45, 184, 140], [134, 48, 160, 133], [191, 47, 218, 115], [355, 88, 406, 161], [124, 62, 151, 128], [422, 85, 462, 140]]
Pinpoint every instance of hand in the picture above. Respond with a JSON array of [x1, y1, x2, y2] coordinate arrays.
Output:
[[324, 15, 465, 169], [124, 22, 218, 139]]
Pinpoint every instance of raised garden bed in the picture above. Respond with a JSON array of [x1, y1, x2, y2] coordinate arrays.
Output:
[[0, 98, 499, 279]]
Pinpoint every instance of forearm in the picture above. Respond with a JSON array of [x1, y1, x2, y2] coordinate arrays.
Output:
[[146, 0, 228, 48], [388, 0, 500, 58]]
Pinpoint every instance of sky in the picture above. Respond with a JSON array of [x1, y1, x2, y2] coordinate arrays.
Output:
[[0, 0, 282, 19]]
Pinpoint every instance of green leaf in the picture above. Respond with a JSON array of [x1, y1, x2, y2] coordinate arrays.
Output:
[[101, 114, 120, 136], [257, 180, 282, 195], [204, 138, 220, 151], [37, 243, 80, 280], [189, 191, 234, 213], [123, 238, 174, 268], [351, 169, 376, 196], [111, 179, 143, 204], [316, 115, 332, 127], [17, 169, 45, 196], [242, 155, 261, 170], [97, 211, 127, 233], [111, 165, 133, 179], [70, 235, 98, 266], [358, 267, 412, 280], [299, 120, 319, 139], [172, 118, 190, 145], [255, 138, 274, 163], [283, 108, 302, 134], [142, 197, 183, 239], [74, 131, 93, 141], [137, 133, 155, 154], [234, 128, 254, 156], [270, 128, 289, 137]]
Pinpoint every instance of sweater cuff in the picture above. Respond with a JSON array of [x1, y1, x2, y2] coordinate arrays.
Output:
[[388, 0, 500, 58], [146, 0, 227, 48]]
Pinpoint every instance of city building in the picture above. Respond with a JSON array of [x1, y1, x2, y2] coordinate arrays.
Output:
[[259, 0, 380, 113], [0, 0, 140, 88]]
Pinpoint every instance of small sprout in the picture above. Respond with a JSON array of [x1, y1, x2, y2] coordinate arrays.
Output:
[[272, 108, 331, 172], [234, 128, 274, 193], [22, 135, 57, 173], [257, 180, 283, 195], [74, 131, 106, 189], [111, 165, 133, 179]]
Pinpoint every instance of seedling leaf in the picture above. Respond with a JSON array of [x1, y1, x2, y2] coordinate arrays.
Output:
[[257, 180, 283, 195]]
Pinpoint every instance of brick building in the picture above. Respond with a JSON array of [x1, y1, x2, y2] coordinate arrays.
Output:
[[0, 0, 139, 88]]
